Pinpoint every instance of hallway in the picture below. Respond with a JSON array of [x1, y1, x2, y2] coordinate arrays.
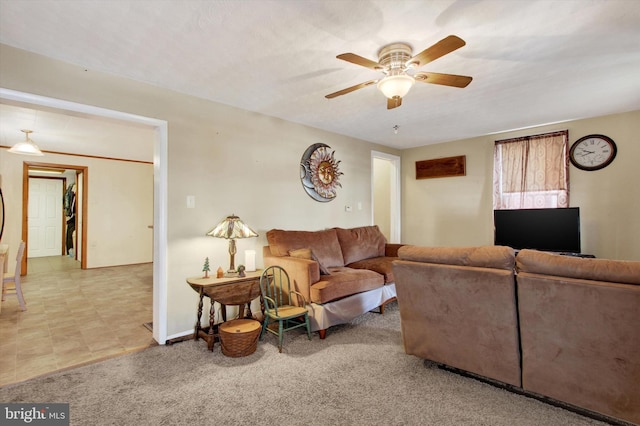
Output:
[[0, 256, 155, 386]]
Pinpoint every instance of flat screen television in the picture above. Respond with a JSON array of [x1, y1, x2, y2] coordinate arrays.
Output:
[[493, 207, 581, 253]]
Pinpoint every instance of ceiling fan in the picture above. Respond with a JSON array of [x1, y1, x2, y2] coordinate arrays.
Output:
[[325, 35, 472, 109]]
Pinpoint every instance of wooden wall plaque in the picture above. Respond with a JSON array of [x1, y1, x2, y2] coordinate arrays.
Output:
[[416, 155, 466, 179]]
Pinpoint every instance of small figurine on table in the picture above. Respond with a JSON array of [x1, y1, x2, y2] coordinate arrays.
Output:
[[237, 264, 246, 278], [216, 266, 224, 278], [202, 257, 211, 278]]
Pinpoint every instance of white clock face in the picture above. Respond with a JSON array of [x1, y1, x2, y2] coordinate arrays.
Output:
[[570, 136, 616, 170]]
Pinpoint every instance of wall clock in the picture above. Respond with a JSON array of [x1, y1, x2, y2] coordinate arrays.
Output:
[[569, 134, 617, 171], [300, 143, 343, 202]]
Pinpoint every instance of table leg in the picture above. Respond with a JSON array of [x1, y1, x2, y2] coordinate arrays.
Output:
[[221, 304, 227, 322], [194, 293, 204, 340], [208, 298, 216, 351]]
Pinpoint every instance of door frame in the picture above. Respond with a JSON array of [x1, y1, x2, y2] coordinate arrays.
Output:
[[1, 87, 168, 345], [22, 163, 88, 272], [371, 151, 401, 243]]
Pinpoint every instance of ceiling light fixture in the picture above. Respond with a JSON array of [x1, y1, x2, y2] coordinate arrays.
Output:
[[8, 129, 44, 156], [377, 74, 415, 99]]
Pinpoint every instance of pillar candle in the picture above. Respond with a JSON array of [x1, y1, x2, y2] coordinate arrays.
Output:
[[245, 249, 256, 272]]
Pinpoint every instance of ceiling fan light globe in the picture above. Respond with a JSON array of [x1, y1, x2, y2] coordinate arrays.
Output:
[[377, 74, 415, 99]]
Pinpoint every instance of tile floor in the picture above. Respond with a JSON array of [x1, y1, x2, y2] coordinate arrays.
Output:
[[0, 255, 155, 387]]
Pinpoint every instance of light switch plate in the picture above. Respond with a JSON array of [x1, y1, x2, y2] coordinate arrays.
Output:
[[186, 195, 195, 209]]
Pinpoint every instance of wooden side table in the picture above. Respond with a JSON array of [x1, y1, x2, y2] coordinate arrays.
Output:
[[187, 271, 263, 351]]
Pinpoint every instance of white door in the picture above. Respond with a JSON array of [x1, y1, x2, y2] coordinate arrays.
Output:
[[28, 178, 63, 257]]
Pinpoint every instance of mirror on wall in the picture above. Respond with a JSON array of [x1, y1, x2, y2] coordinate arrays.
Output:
[[0, 187, 4, 241]]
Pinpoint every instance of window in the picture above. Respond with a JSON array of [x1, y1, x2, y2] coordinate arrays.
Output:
[[493, 130, 569, 209]]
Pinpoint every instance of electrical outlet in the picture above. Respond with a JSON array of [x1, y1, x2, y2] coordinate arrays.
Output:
[[345, 206, 352, 212]]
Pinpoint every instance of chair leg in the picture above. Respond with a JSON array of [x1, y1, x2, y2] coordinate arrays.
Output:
[[15, 278, 26, 311], [278, 320, 284, 353], [260, 317, 269, 340]]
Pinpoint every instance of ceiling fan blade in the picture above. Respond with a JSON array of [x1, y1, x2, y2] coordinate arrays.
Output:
[[325, 80, 378, 99], [387, 96, 402, 110], [336, 53, 383, 70], [414, 72, 473, 88], [409, 35, 466, 68]]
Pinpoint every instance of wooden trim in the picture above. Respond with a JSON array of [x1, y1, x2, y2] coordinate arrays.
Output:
[[0, 145, 152, 165], [79, 169, 88, 270], [416, 155, 466, 179]]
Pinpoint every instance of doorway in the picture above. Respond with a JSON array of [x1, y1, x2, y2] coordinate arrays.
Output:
[[0, 87, 168, 345], [371, 151, 401, 243], [21, 162, 88, 273]]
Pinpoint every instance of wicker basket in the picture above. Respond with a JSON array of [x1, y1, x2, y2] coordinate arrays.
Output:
[[219, 319, 261, 357]]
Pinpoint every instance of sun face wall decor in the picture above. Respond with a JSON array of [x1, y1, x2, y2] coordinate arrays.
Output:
[[300, 143, 343, 202]]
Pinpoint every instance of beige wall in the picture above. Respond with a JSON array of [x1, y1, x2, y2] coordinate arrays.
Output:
[[401, 110, 640, 261], [0, 44, 399, 338], [0, 150, 154, 268]]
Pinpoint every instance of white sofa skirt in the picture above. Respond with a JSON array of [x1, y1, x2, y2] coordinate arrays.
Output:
[[306, 283, 396, 332]]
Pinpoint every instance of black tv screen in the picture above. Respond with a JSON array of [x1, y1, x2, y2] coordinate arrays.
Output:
[[494, 207, 581, 253]]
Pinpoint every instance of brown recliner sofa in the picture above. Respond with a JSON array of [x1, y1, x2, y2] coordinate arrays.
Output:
[[264, 225, 402, 338], [516, 249, 640, 425], [393, 245, 640, 425], [392, 245, 522, 387]]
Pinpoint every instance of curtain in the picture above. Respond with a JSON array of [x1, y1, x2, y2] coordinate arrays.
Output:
[[493, 130, 569, 209]]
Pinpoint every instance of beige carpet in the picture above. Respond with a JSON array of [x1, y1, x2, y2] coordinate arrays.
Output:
[[0, 302, 610, 425]]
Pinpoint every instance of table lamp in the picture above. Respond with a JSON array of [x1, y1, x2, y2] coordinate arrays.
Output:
[[207, 214, 258, 275]]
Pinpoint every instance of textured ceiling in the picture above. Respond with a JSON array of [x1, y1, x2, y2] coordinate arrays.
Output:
[[1, 0, 639, 158]]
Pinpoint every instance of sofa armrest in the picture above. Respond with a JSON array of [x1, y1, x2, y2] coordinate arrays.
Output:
[[263, 253, 320, 303], [385, 243, 405, 257]]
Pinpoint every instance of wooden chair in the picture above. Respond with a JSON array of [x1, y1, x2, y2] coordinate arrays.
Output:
[[259, 265, 311, 352], [2, 241, 26, 311]]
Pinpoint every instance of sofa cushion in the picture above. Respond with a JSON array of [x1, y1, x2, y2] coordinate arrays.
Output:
[[398, 245, 515, 271], [266, 228, 345, 267], [310, 267, 384, 304], [289, 248, 331, 275], [516, 249, 640, 285], [335, 225, 386, 265], [347, 256, 397, 283]]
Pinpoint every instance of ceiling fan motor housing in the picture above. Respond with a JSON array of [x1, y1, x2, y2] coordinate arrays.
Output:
[[378, 43, 413, 74]]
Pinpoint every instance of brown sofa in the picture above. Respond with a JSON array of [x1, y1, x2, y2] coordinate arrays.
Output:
[[392, 246, 521, 387], [516, 249, 640, 425], [263, 225, 402, 338], [392, 246, 640, 425]]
